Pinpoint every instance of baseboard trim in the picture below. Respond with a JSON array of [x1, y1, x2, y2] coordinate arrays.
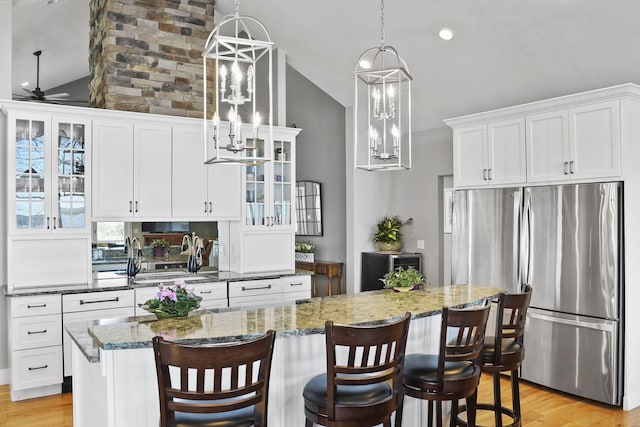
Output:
[[623, 392, 640, 411]]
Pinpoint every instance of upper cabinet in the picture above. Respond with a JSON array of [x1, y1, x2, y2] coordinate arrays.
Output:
[[527, 100, 621, 183], [244, 134, 297, 230], [7, 111, 91, 235], [171, 125, 241, 220], [92, 120, 172, 220], [453, 118, 526, 188], [447, 85, 632, 189]]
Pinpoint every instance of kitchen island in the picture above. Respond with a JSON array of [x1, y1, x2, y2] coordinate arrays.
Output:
[[66, 285, 501, 427]]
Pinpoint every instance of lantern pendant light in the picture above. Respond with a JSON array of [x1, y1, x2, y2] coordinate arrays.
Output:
[[202, 0, 273, 165], [354, 0, 412, 171]]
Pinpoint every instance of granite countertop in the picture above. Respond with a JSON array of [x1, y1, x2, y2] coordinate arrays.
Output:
[[65, 285, 502, 363], [3, 269, 312, 297]]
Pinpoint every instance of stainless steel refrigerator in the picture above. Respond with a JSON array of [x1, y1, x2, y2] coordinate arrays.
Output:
[[451, 182, 623, 406]]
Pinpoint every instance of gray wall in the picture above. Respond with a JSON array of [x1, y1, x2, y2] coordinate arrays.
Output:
[[286, 65, 347, 295], [46, 76, 90, 107], [346, 124, 453, 293]]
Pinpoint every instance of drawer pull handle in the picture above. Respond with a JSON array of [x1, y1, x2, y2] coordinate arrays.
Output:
[[80, 297, 120, 305], [27, 330, 47, 335], [28, 365, 48, 371], [27, 304, 47, 308], [200, 290, 212, 294], [289, 282, 304, 287], [242, 285, 272, 291]]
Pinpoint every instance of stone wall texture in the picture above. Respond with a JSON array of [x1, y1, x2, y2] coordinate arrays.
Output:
[[89, 0, 215, 118]]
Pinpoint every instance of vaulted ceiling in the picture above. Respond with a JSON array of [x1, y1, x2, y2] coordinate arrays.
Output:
[[11, 0, 640, 132]]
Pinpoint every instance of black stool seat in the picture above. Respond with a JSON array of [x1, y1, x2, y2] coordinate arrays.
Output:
[[173, 402, 253, 426], [404, 354, 480, 391], [303, 374, 393, 409]]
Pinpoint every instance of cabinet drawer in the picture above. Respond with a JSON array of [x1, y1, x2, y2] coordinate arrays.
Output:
[[281, 275, 311, 294], [10, 295, 61, 318], [12, 314, 62, 351], [63, 289, 134, 313], [11, 346, 62, 391], [200, 299, 229, 310], [193, 282, 227, 302], [228, 279, 282, 298]]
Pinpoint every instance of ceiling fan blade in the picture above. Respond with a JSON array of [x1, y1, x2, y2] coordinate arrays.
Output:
[[22, 87, 34, 95], [45, 92, 70, 99]]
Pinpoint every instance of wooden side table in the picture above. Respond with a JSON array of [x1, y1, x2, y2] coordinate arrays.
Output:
[[295, 260, 344, 297]]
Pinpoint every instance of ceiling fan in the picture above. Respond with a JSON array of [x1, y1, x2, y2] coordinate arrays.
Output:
[[13, 50, 86, 104]]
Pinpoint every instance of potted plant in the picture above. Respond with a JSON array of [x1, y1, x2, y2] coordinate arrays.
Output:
[[295, 240, 316, 263], [380, 266, 425, 292], [140, 281, 202, 319], [149, 238, 171, 258], [373, 215, 404, 252]]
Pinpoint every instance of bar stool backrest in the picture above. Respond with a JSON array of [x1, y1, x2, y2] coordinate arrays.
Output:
[[439, 305, 491, 391], [325, 312, 411, 421], [152, 330, 276, 427], [492, 285, 532, 365]]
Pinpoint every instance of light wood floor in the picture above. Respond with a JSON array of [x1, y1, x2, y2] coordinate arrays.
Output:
[[1, 374, 640, 426]]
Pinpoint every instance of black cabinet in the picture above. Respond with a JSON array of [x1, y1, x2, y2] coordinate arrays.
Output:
[[360, 252, 423, 291]]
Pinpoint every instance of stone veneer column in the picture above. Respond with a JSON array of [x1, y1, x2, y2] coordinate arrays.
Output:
[[89, 0, 215, 118]]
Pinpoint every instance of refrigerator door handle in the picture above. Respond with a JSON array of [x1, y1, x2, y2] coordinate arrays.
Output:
[[527, 311, 616, 333], [519, 189, 532, 288]]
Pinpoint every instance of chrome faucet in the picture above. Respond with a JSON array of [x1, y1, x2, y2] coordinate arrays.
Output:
[[124, 236, 142, 278], [182, 232, 204, 273]]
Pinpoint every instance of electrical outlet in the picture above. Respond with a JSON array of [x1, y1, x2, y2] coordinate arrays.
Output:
[[417, 240, 425, 249]]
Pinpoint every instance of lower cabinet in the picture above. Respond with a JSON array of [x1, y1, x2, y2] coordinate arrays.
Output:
[[62, 290, 135, 377], [228, 275, 312, 307], [8, 294, 63, 401]]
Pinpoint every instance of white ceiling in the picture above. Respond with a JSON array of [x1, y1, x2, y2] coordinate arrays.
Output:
[[11, 0, 640, 132]]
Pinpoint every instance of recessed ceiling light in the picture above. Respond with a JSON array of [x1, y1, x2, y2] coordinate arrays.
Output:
[[438, 28, 454, 41], [45, 0, 59, 4], [21, 81, 29, 87]]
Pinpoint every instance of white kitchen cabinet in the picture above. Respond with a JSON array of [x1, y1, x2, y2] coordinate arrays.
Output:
[[526, 109, 569, 183], [7, 108, 91, 235], [219, 125, 301, 273], [453, 118, 526, 188], [8, 294, 63, 401], [568, 100, 621, 180], [171, 125, 241, 220], [92, 119, 172, 220], [527, 101, 621, 183], [228, 278, 283, 308], [62, 290, 135, 377], [281, 274, 312, 302]]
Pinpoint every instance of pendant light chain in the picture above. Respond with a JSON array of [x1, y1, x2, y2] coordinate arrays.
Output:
[[380, 0, 385, 47]]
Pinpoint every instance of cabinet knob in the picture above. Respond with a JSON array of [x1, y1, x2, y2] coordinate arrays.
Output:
[[482, 169, 488, 180], [204, 202, 208, 213], [129, 201, 133, 213], [53, 216, 57, 229], [563, 162, 569, 175], [570, 160, 575, 174], [209, 202, 213, 213], [135, 201, 139, 213], [46, 217, 50, 229], [488, 169, 493, 180]]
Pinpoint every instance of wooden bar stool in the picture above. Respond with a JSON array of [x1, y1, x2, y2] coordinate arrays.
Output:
[[152, 330, 276, 427], [403, 305, 491, 427], [303, 312, 411, 427], [457, 285, 532, 427]]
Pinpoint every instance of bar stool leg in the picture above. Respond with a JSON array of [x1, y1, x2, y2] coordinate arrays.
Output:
[[466, 390, 478, 427], [428, 401, 434, 426], [437, 401, 444, 427], [492, 372, 502, 427], [511, 369, 522, 425], [451, 399, 459, 427]]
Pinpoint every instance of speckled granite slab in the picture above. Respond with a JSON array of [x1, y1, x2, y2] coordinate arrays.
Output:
[[68, 285, 501, 362]]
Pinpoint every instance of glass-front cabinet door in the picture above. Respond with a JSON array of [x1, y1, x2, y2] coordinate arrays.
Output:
[[243, 132, 296, 230], [272, 139, 292, 226], [55, 120, 88, 231], [10, 112, 90, 235], [14, 117, 47, 231]]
